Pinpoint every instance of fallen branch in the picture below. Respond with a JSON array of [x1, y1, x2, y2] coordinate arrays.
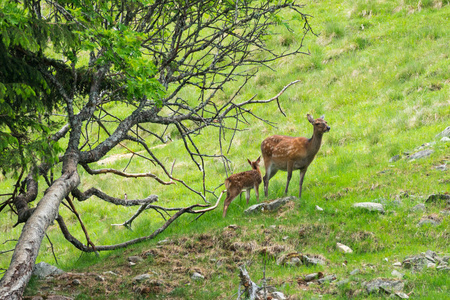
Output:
[[81, 164, 174, 185], [112, 191, 224, 228], [72, 188, 158, 206], [238, 265, 259, 300]]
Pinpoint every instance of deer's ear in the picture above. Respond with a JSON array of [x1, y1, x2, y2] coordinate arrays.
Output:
[[307, 114, 315, 124], [256, 156, 261, 163], [247, 159, 252, 165]]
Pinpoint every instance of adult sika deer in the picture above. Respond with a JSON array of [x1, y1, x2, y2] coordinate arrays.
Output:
[[261, 114, 330, 198], [223, 157, 262, 218]]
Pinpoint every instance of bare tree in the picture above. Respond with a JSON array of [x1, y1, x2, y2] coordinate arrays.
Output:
[[0, 0, 313, 298]]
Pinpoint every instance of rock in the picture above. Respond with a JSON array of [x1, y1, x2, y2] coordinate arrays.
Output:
[[350, 268, 360, 275], [336, 279, 350, 286], [318, 274, 336, 284], [304, 273, 319, 282], [402, 252, 443, 271], [411, 203, 425, 212], [103, 271, 120, 277], [191, 272, 205, 280], [128, 256, 144, 263], [32, 262, 65, 279], [271, 291, 287, 300], [389, 155, 401, 162], [337, 242, 353, 254], [364, 278, 404, 294], [427, 262, 436, 268], [394, 292, 410, 299], [417, 219, 440, 227], [407, 150, 434, 161], [441, 137, 450, 142], [437, 266, 450, 272], [440, 209, 450, 216], [315, 205, 324, 211], [132, 274, 151, 283], [286, 257, 302, 267], [244, 196, 295, 214], [352, 202, 385, 213], [95, 275, 105, 281], [301, 254, 326, 266], [72, 279, 81, 286], [433, 164, 447, 171], [425, 193, 450, 203], [226, 224, 239, 229], [391, 270, 404, 279], [436, 126, 450, 138], [157, 239, 170, 245], [393, 262, 402, 267]]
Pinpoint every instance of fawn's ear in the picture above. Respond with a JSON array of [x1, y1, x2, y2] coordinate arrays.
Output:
[[256, 156, 261, 164], [247, 159, 252, 165], [307, 114, 315, 124]]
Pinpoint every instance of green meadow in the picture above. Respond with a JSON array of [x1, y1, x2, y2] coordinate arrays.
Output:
[[1, 0, 449, 298]]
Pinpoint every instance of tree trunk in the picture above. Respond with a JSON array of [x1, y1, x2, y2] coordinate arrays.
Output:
[[0, 170, 79, 299]]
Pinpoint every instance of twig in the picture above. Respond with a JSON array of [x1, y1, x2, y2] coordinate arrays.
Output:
[[45, 233, 59, 265], [65, 196, 99, 257]]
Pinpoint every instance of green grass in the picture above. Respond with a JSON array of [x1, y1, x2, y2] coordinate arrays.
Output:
[[1, 0, 450, 299]]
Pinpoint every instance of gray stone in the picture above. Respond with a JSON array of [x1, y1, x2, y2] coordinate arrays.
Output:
[[128, 256, 144, 263], [350, 268, 360, 275], [304, 273, 319, 282], [437, 266, 450, 272], [286, 257, 302, 267], [318, 274, 336, 284], [440, 209, 450, 216], [393, 262, 402, 267], [271, 291, 287, 300], [441, 137, 450, 142], [72, 279, 81, 286], [407, 150, 434, 161], [402, 253, 441, 271], [394, 292, 410, 299], [427, 262, 436, 268], [103, 271, 120, 277], [191, 272, 205, 280], [411, 204, 425, 212], [244, 196, 295, 214], [426, 193, 450, 203], [301, 255, 326, 266], [433, 164, 447, 171], [315, 205, 324, 211], [417, 219, 440, 227], [132, 274, 151, 283], [352, 202, 385, 213], [391, 270, 404, 279], [436, 126, 450, 138], [364, 278, 404, 294], [336, 279, 350, 286], [32, 262, 65, 279], [389, 155, 401, 162], [337, 242, 353, 253]]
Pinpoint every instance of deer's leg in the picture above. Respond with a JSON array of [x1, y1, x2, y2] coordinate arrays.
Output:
[[254, 183, 260, 202], [284, 162, 294, 195], [223, 191, 236, 218], [245, 188, 251, 204], [263, 164, 278, 197], [298, 168, 307, 198]]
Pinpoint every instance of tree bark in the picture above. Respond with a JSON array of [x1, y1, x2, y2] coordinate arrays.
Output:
[[0, 167, 79, 299]]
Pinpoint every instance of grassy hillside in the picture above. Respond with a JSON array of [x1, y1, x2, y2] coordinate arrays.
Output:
[[1, 0, 449, 299]]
